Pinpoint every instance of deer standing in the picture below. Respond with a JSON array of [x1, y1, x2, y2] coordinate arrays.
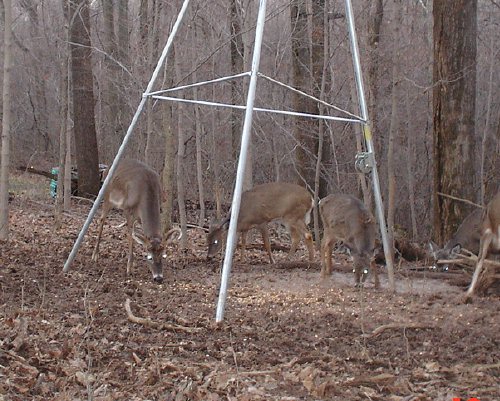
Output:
[[91, 159, 180, 283], [207, 182, 315, 264], [466, 192, 500, 298], [319, 194, 379, 288]]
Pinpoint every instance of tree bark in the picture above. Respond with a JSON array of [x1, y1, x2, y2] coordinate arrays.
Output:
[[230, 0, 244, 161], [0, 0, 13, 240], [70, 0, 100, 197], [290, 0, 323, 191], [432, 0, 477, 244]]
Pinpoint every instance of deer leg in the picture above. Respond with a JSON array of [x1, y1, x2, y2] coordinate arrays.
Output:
[[466, 231, 493, 298], [287, 225, 301, 259], [296, 220, 314, 262], [371, 259, 380, 289], [258, 224, 274, 264], [126, 215, 135, 276], [239, 231, 248, 262], [321, 235, 334, 278], [91, 203, 111, 263]]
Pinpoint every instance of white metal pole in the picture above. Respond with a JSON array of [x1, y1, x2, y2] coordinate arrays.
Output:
[[216, 0, 268, 323], [344, 0, 394, 289], [63, 0, 192, 273]]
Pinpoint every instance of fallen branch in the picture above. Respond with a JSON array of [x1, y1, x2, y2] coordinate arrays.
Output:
[[343, 372, 397, 387], [124, 298, 202, 333], [437, 251, 500, 271], [125, 298, 159, 328], [363, 322, 434, 339]]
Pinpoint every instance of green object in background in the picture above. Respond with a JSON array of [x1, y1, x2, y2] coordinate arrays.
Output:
[[50, 167, 58, 198]]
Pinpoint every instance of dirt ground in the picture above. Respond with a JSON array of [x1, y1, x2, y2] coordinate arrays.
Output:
[[0, 184, 499, 401]]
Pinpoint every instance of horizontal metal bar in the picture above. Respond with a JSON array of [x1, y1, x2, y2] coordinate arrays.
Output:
[[146, 72, 251, 96], [258, 73, 360, 120], [151, 95, 365, 123]]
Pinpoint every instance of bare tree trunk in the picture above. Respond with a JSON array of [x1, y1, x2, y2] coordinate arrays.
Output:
[[432, 0, 477, 244], [161, 55, 175, 235], [480, 33, 495, 205], [174, 47, 187, 249], [386, 5, 403, 263], [404, 91, 418, 239], [230, 0, 244, 160], [193, 70, 205, 226], [386, 65, 398, 257], [55, 58, 69, 229], [70, 0, 100, 197], [365, 0, 384, 157], [313, 1, 330, 252], [0, 0, 12, 240]]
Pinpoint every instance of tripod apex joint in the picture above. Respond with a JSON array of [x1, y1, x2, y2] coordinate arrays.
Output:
[[355, 152, 374, 174]]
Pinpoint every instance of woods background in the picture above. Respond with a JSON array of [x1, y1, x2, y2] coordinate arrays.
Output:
[[1, 0, 499, 245]]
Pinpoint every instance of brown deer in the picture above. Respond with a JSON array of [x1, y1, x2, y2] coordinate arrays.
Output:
[[207, 182, 315, 264], [91, 159, 180, 283], [429, 208, 484, 271], [466, 192, 500, 298], [319, 194, 379, 288]]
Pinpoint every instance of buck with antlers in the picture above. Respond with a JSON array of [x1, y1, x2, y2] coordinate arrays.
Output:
[[91, 159, 180, 283]]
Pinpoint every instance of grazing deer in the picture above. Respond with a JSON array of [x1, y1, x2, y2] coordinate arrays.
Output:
[[429, 208, 483, 271], [207, 182, 315, 264], [466, 192, 500, 298], [319, 194, 379, 288], [91, 159, 180, 283]]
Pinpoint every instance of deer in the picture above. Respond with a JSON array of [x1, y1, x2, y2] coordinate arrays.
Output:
[[428, 208, 484, 271], [466, 192, 500, 298], [319, 194, 379, 288], [91, 159, 181, 283], [206, 182, 315, 264]]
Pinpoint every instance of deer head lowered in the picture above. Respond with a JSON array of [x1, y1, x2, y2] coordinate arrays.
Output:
[[319, 194, 379, 288], [91, 159, 181, 283], [207, 182, 315, 264], [428, 208, 483, 271]]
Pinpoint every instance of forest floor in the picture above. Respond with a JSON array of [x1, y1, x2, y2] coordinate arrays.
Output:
[[0, 174, 499, 401]]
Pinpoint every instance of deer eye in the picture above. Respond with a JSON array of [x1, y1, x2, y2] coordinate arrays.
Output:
[[146, 254, 153, 261], [213, 239, 219, 245], [162, 254, 167, 259]]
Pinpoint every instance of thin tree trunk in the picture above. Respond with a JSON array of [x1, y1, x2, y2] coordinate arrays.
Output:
[[55, 60, 68, 229], [193, 71, 205, 226], [174, 47, 187, 249], [161, 55, 175, 235], [404, 91, 418, 239], [0, 0, 13, 240], [230, 0, 244, 161], [313, 1, 330, 252], [386, 65, 398, 258]]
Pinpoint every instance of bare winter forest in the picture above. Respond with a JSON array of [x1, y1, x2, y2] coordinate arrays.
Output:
[[0, 0, 499, 400]]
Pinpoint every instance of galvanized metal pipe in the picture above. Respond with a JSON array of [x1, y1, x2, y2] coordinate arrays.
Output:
[[216, 0, 268, 323]]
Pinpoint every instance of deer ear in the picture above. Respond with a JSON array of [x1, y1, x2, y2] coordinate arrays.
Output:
[[428, 241, 439, 253], [132, 230, 148, 246], [451, 244, 461, 255]]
